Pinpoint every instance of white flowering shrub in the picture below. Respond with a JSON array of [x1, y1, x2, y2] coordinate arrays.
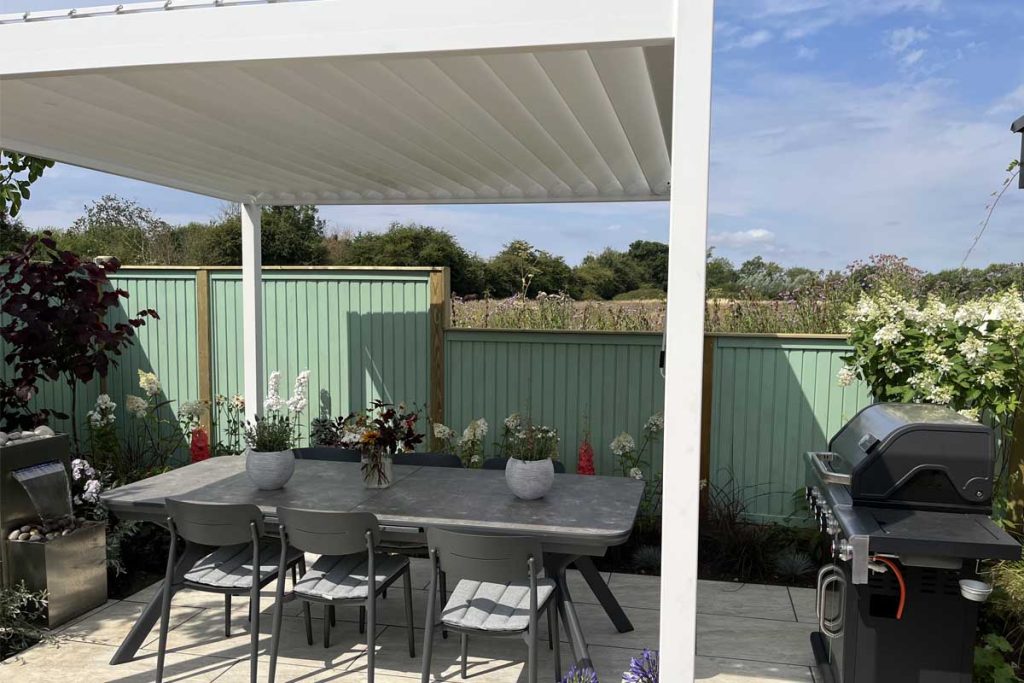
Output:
[[433, 418, 488, 467], [840, 288, 1024, 508], [242, 370, 311, 452]]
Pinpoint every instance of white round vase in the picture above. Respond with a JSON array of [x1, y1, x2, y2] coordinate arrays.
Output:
[[245, 449, 296, 490], [505, 457, 554, 500]]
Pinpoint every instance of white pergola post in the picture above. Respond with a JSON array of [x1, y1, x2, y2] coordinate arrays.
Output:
[[659, 0, 715, 679], [241, 202, 264, 420]]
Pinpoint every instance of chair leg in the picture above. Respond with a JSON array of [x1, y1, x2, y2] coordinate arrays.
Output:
[[359, 605, 366, 635], [269, 572, 287, 683], [527, 621, 537, 683], [421, 557, 438, 683], [551, 605, 561, 682], [323, 604, 331, 648], [439, 571, 448, 639], [367, 595, 376, 683], [303, 600, 313, 646], [155, 555, 175, 683], [329, 604, 336, 627], [225, 594, 231, 637], [547, 604, 553, 650], [249, 586, 260, 683], [404, 566, 416, 658], [460, 634, 468, 679]]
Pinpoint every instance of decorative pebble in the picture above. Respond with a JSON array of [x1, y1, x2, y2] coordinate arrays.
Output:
[[33, 426, 55, 437], [8, 431, 22, 441], [18, 533, 30, 541], [0, 432, 7, 446], [28, 534, 42, 542], [20, 431, 37, 440], [20, 525, 31, 533], [7, 530, 20, 541]]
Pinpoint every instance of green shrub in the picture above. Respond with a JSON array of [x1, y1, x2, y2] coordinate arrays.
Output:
[[974, 633, 1021, 682], [613, 287, 666, 301], [0, 582, 50, 661]]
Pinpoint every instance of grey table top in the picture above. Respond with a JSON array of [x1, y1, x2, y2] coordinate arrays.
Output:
[[101, 456, 645, 550]]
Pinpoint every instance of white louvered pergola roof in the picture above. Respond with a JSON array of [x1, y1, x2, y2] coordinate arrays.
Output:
[[1, 0, 675, 205], [0, 2, 714, 679]]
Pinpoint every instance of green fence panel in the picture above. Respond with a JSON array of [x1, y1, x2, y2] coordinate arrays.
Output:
[[445, 330, 665, 474], [707, 335, 870, 523], [208, 269, 432, 445]]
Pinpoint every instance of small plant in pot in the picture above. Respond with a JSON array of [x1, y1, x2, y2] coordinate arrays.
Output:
[[336, 400, 423, 489], [242, 370, 309, 490], [502, 414, 560, 500]]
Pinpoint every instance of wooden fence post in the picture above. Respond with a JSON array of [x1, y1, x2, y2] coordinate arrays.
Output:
[[195, 268, 213, 433], [428, 268, 451, 447]]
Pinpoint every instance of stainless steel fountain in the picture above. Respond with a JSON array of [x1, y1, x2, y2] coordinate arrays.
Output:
[[1, 433, 107, 627]]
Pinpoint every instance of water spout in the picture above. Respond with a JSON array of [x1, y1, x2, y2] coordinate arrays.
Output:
[[12, 461, 74, 524]]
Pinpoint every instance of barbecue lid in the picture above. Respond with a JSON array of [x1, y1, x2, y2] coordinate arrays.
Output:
[[828, 403, 994, 511]]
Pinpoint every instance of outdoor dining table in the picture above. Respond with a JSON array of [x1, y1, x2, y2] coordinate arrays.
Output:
[[100, 455, 646, 670]]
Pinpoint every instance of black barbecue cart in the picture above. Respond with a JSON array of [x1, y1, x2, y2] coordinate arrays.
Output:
[[806, 403, 1021, 683]]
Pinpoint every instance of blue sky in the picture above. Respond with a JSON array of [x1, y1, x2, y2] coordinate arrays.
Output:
[[3, 0, 1023, 271]]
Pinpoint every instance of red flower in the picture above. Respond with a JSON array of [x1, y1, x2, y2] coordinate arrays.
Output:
[[190, 426, 211, 462], [577, 435, 595, 475]]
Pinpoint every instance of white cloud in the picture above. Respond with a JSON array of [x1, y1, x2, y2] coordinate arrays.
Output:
[[736, 30, 774, 49], [886, 26, 930, 53], [987, 84, 1024, 115], [740, 0, 943, 41], [796, 45, 819, 60], [709, 229, 776, 248]]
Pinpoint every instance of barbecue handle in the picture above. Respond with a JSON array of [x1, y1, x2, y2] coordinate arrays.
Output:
[[818, 571, 846, 639], [808, 451, 852, 486]]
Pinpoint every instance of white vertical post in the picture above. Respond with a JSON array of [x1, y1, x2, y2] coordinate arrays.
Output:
[[241, 202, 263, 421], [660, 1, 715, 681]]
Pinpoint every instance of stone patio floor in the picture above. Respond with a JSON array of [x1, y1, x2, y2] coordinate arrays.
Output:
[[2, 558, 821, 682]]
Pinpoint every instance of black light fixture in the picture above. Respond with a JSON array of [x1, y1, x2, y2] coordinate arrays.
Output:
[[1013, 114, 1024, 189]]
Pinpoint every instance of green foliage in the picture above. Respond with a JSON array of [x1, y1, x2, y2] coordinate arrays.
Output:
[[975, 633, 1021, 683], [331, 222, 485, 295], [243, 413, 296, 452], [627, 240, 669, 291], [498, 414, 559, 462], [0, 581, 50, 661], [631, 544, 662, 574], [57, 195, 176, 264], [195, 205, 328, 266], [0, 151, 53, 220], [573, 247, 644, 299], [705, 253, 740, 295], [613, 287, 666, 301], [486, 240, 573, 297], [453, 294, 665, 331]]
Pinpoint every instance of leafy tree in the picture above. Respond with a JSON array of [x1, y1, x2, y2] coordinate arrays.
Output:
[[738, 256, 787, 297], [572, 248, 644, 300], [0, 233, 157, 448], [705, 252, 739, 295], [0, 151, 54, 221], [627, 240, 669, 291], [57, 195, 175, 264], [333, 222, 485, 295], [187, 205, 329, 266], [485, 240, 573, 297]]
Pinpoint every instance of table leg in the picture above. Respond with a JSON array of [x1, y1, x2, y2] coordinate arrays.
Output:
[[109, 542, 208, 665], [573, 556, 634, 633], [545, 553, 592, 669]]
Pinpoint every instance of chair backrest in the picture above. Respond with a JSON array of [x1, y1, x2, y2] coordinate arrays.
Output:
[[392, 451, 463, 468], [293, 446, 362, 463], [277, 507, 380, 556], [481, 457, 566, 474], [166, 499, 264, 546], [426, 528, 543, 584]]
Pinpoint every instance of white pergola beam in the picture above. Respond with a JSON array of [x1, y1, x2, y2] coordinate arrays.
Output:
[[660, 0, 715, 680], [241, 203, 263, 421], [0, 0, 673, 78]]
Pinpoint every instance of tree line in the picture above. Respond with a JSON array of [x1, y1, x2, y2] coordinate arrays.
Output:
[[3, 194, 1023, 302]]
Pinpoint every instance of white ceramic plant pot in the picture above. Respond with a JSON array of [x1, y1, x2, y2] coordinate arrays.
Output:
[[245, 449, 296, 490], [361, 454, 394, 489], [505, 457, 554, 500]]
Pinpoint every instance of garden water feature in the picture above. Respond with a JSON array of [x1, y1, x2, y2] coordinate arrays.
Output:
[[11, 461, 74, 530]]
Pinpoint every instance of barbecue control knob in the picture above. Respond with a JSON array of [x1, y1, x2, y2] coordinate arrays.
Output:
[[832, 539, 853, 562]]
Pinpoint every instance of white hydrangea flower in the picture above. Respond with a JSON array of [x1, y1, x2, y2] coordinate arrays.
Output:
[[610, 432, 635, 457], [71, 459, 96, 481], [125, 394, 148, 418], [138, 370, 161, 397], [179, 401, 204, 424], [461, 418, 488, 443], [836, 365, 858, 387], [504, 413, 522, 432], [982, 370, 1005, 387], [644, 413, 664, 433], [957, 336, 988, 366], [872, 322, 904, 348], [958, 408, 980, 421], [629, 467, 644, 480], [82, 479, 103, 503], [433, 423, 455, 441]]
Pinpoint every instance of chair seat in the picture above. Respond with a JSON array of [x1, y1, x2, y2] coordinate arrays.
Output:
[[294, 553, 408, 601], [441, 578, 556, 632], [184, 541, 303, 590]]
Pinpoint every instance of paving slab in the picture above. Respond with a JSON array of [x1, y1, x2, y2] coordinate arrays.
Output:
[[789, 587, 817, 624], [697, 613, 817, 668], [697, 580, 798, 622], [696, 654, 815, 682]]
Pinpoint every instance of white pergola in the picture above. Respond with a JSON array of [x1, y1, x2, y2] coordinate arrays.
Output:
[[0, 0, 713, 678]]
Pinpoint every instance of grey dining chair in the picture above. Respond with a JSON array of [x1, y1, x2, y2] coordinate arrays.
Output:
[[421, 528, 561, 683], [268, 508, 416, 683], [155, 499, 305, 683], [481, 457, 566, 473]]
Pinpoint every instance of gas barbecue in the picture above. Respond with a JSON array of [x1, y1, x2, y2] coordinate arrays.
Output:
[[805, 403, 1021, 683]]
